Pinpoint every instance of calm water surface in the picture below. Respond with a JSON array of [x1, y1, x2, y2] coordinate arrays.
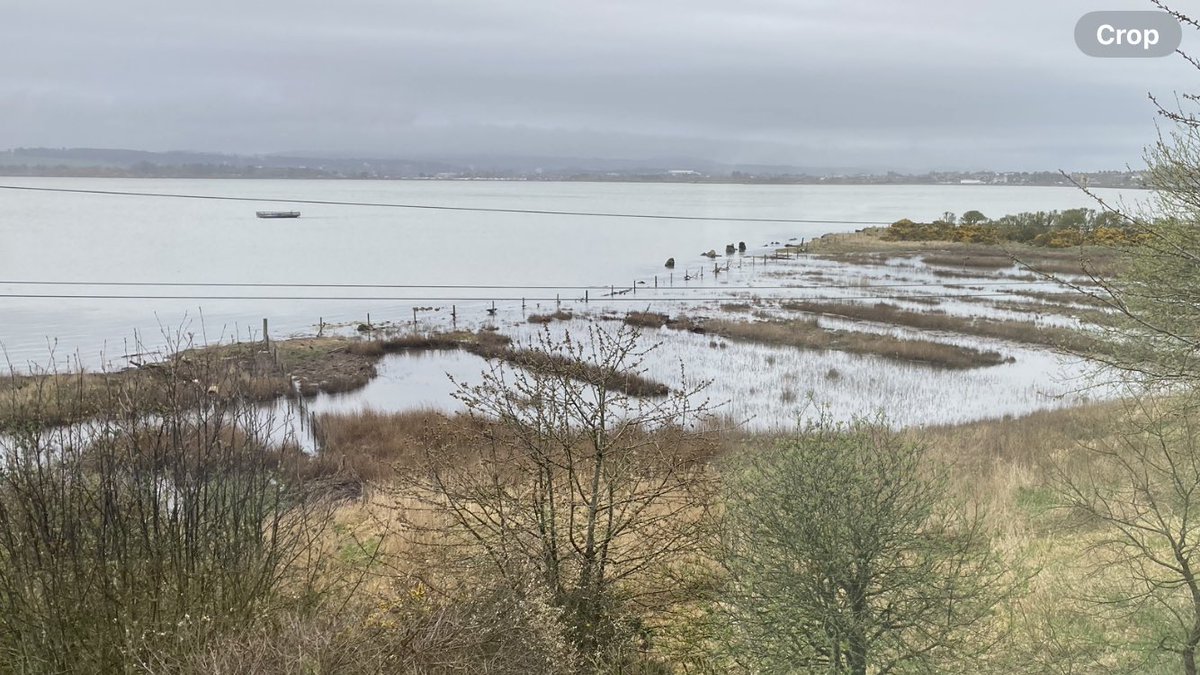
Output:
[[1, 178, 1144, 376]]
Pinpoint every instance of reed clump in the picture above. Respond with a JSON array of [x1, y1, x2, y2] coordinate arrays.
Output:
[[527, 310, 574, 324], [623, 311, 700, 332]]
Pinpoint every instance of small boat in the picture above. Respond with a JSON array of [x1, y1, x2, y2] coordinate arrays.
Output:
[[256, 211, 301, 219]]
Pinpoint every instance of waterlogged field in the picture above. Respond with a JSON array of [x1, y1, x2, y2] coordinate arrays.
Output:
[[276, 237, 1117, 434]]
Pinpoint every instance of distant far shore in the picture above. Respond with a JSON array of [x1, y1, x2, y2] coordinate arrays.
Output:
[[0, 147, 1146, 188], [0, 169, 1148, 190]]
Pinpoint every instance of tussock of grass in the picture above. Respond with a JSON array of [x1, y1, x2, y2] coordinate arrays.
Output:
[[527, 310, 574, 324], [623, 311, 700, 332], [501, 348, 670, 397], [624, 311, 669, 329], [782, 300, 1108, 353], [698, 317, 1008, 369]]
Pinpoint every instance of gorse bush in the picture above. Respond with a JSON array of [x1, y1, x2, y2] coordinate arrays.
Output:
[[883, 208, 1146, 247], [0, 355, 333, 672]]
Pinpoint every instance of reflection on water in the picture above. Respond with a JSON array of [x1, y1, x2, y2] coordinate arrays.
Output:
[[304, 349, 483, 417]]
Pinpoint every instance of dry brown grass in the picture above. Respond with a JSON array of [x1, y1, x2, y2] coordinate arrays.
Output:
[[305, 409, 487, 484], [496, 347, 670, 397], [298, 408, 723, 497], [782, 300, 1110, 354], [695, 317, 1008, 369], [623, 311, 669, 329], [623, 311, 700, 332], [806, 229, 932, 253], [527, 310, 575, 324], [904, 400, 1153, 671], [0, 346, 294, 432], [808, 228, 1126, 277], [719, 303, 754, 313]]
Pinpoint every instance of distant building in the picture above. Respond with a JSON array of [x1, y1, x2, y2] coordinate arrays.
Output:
[[667, 169, 701, 176], [959, 179, 984, 185]]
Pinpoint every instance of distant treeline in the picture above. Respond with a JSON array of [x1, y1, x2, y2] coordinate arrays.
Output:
[[884, 208, 1147, 247]]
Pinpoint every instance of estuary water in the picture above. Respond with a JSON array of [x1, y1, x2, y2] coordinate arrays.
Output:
[[0, 177, 1144, 372]]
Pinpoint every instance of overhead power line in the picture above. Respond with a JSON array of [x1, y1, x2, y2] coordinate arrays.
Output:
[[0, 184, 896, 225], [0, 279, 1057, 290], [0, 292, 1023, 303]]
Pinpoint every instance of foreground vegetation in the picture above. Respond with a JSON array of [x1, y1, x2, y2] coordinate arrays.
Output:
[[0, 315, 1188, 673]]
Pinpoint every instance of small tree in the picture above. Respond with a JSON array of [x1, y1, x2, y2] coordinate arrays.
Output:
[[399, 324, 718, 665], [716, 417, 1006, 674], [1055, 396, 1200, 674], [960, 209, 988, 226]]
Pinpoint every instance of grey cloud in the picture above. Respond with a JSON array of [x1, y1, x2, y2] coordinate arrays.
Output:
[[1, 0, 1194, 170]]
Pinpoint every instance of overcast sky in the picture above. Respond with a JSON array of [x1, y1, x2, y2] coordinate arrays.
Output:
[[2, 0, 1195, 171]]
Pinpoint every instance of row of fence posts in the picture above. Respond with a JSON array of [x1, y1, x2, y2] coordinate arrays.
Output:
[[260, 318, 327, 452], [253, 243, 807, 451], [260, 250, 807, 341]]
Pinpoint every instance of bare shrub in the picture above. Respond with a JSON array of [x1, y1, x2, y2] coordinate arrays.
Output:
[[0, 353, 334, 671], [170, 569, 574, 675], [395, 323, 719, 668]]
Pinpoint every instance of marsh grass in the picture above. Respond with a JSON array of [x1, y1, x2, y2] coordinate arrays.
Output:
[[0, 346, 293, 432], [623, 311, 700, 332], [527, 310, 575, 323], [683, 316, 1008, 369], [783, 300, 1110, 354], [1003, 288, 1113, 308]]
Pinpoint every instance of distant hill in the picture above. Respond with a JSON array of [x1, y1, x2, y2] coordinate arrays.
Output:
[[0, 147, 1145, 188]]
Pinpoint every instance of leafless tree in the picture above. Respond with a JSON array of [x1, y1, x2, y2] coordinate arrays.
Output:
[[395, 323, 719, 666]]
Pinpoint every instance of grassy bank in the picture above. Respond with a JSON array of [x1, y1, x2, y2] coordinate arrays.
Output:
[[808, 228, 1126, 277], [285, 397, 1156, 672]]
